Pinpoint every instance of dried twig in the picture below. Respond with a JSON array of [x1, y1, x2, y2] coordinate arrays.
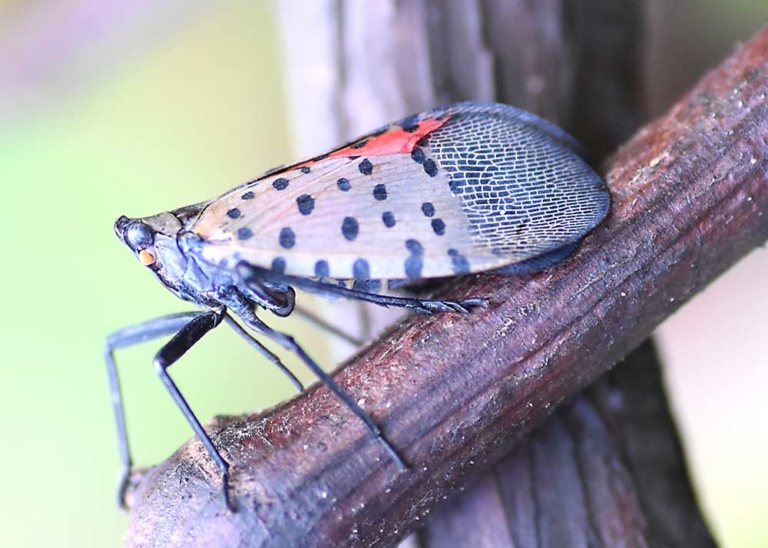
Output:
[[417, 341, 716, 548]]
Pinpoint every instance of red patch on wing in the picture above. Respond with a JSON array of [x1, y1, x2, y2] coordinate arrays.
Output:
[[329, 116, 449, 159]]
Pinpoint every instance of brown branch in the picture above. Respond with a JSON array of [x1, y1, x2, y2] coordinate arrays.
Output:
[[124, 20, 768, 548], [417, 340, 716, 548]]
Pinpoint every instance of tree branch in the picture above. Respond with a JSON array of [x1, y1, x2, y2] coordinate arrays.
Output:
[[124, 18, 768, 548], [417, 340, 716, 548]]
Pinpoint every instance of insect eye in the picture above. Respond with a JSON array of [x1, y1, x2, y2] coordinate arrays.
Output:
[[137, 248, 157, 267], [125, 222, 154, 249]]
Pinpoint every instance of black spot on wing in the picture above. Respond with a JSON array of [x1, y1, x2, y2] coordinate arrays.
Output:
[[342, 217, 359, 241], [431, 218, 446, 236], [227, 208, 241, 219], [352, 258, 370, 279], [279, 227, 295, 249], [373, 184, 388, 201], [272, 257, 286, 274], [237, 227, 253, 241], [296, 194, 315, 215], [406, 239, 424, 255], [421, 202, 435, 217], [423, 159, 438, 177], [382, 211, 396, 228], [314, 260, 330, 278], [273, 177, 289, 191], [241, 191, 255, 200], [359, 159, 373, 176], [404, 239, 424, 280], [337, 177, 351, 191], [400, 114, 420, 133]]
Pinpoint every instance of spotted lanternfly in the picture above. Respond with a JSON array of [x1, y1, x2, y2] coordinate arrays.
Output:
[[105, 102, 610, 511]]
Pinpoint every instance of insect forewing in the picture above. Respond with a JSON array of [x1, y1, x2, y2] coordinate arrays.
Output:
[[191, 102, 609, 281]]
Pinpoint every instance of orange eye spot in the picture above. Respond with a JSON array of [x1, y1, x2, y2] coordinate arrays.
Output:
[[138, 249, 156, 266]]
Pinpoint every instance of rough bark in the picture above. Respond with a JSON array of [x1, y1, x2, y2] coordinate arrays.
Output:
[[417, 341, 715, 548]]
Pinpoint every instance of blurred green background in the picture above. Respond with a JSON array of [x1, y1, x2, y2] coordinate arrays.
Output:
[[0, 1, 766, 546]]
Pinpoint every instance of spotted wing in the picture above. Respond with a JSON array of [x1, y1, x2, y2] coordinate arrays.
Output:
[[190, 102, 610, 281]]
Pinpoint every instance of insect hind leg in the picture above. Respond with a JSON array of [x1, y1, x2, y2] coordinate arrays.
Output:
[[286, 278, 481, 314], [304, 282, 479, 314], [226, 296, 408, 471], [237, 262, 483, 314]]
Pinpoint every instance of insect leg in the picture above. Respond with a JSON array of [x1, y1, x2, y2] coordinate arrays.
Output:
[[104, 311, 205, 509], [241, 268, 365, 344], [232, 305, 408, 471], [150, 310, 237, 511], [291, 305, 365, 346], [222, 313, 305, 391], [287, 276, 483, 314], [237, 262, 482, 314]]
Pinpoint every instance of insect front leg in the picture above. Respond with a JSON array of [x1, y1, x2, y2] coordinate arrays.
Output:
[[149, 309, 237, 511], [230, 303, 408, 472], [104, 311, 207, 509]]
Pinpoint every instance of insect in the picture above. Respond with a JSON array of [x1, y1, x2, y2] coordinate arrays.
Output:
[[105, 102, 610, 511]]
